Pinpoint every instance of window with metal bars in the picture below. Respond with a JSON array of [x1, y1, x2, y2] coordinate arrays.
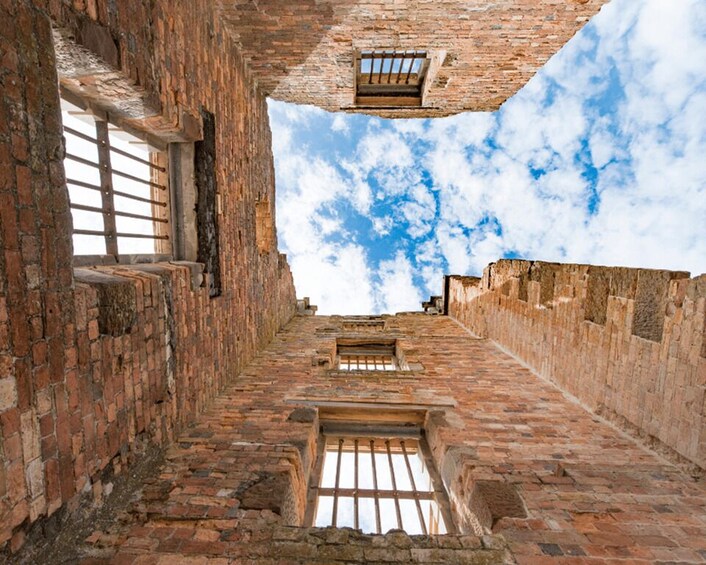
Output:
[[307, 431, 453, 535], [341, 318, 385, 332], [337, 342, 397, 371], [355, 50, 430, 108], [61, 96, 171, 263]]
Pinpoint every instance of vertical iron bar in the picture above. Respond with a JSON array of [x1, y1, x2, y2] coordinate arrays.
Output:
[[332, 438, 343, 527], [95, 120, 119, 258], [386, 440, 403, 530], [405, 52, 416, 84], [354, 439, 359, 530], [368, 52, 375, 84], [370, 439, 381, 534], [401, 441, 428, 535], [395, 51, 404, 84], [386, 52, 393, 84]]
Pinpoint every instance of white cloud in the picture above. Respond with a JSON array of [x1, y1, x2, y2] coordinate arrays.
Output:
[[269, 0, 706, 316], [376, 251, 421, 313], [331, 114, 349, 134], [290, 244, 375, 315]]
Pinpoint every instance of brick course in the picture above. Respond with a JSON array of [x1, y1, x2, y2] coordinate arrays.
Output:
[[1, 0, 296, 550], [218, 0, 607, 118], [3, 0, 705, 561], [74, 314, 706, 563], [448, 260, 706, 471]]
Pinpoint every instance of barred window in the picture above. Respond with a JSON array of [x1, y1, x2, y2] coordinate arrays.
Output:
[[355, 50, 430, 108], [337, 342, 397, 371], [308, 430, 452, 535], [61, 96, 171, 263]]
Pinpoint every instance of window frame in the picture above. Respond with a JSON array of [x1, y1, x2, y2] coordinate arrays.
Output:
[[61, 89, 175, 266], [336, 340, 400, 372], [355, 49, 431, 108], [337, 346, 397, 371], [305, 422, 456, 535]]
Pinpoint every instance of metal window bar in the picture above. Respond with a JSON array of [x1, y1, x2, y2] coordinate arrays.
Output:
[[66, 178, 167, 208], [360, 50, 426, 85], [385, 439, 403, 530], [313, 437, 445, 535], [401, 440, 428, 535], [62, 103, 171, 260], [338, 354, 396, 371]]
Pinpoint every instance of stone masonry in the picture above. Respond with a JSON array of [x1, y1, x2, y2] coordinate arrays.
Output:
[[218, 0, 608, 117], [448, 260, 706, 472], [65, 315, 706, 563], [2, 0, 705, 563], [1, 0, 296, 552]]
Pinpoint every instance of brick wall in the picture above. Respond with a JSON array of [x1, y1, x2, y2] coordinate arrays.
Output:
[[218, 0, 607, 118], [77, 314, 706, 563], [448, 260, 706, 472], [0, 0, 297, 551]]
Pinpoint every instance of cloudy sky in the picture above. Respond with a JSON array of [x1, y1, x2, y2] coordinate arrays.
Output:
[[268, 0, 706, 315]]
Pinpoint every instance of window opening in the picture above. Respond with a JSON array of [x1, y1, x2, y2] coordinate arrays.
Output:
[[342, 318, 385, 332], [337, 342, 397, 371], [356, 50, 430, 107], [311, 434, 449, 534], [61, 97, 171, 261], [194, 108, 221, 297]]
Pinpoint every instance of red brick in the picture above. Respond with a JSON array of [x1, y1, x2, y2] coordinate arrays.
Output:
[[15, 165, 31, 206]]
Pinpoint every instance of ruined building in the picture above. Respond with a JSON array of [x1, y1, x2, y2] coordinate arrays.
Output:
[[1, 1, 705, 563]]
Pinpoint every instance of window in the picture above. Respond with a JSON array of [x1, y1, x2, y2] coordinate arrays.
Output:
[[355, 50, 430, 108], [337, 341, 397, 371], [341, 318, 385, 332], [61, 96, 171, 263], [308, 427, 452, 535]]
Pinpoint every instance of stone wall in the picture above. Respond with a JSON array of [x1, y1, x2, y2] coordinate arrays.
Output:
[[218, 0, 607, 118], [0, 0, 297, 551], [76, 314, 706, 563], [447, 260, 706, 471]]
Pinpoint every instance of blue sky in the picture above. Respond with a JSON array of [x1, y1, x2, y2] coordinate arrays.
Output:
[[268, 0, 706, 315]]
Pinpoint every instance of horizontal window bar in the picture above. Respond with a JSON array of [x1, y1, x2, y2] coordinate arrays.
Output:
[[113, 189, 167, 207], [69, 203, 109, 214], [73, 229, 169, 240], [109, 144, 166, 172], [116, 231, 169, 240], [66, 178, 102, 191], [111, 167, 167, 190], [63, 125, 98, 144], [114, 209, 168, 223], [115, 210, 169, 224], [316, 488, 435, 499], [66, 125, 166, 172], [66, 153, 101, 169], [70, 203, 168, 224], [66, 180, 166, 207], [73, 229, 108, 237]]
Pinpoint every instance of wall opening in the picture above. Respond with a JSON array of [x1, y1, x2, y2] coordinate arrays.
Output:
[[194, 108, 222, 297], [61, 94, 172, 264]]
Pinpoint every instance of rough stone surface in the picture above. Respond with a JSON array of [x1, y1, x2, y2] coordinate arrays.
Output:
[[218, 0, 607, 117], [448, 259, 705, 471], [52, 314, 706, 564], [0, 0, 296, 551], [3, 1, 705, 563]]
